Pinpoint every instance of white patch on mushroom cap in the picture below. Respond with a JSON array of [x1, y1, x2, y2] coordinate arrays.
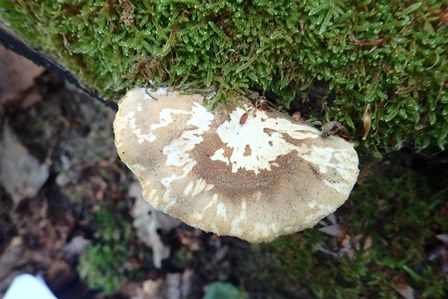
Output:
[[125, 111, 157, 144], [300, 145, 359, 194], [158, 102, 214, 202], [215, 107, 318, 174], [213, 105, 358, 194], [150, 108, 189, 131], [210, 148, 229, 165]]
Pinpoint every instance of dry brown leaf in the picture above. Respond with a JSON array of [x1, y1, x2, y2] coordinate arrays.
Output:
[[363, 235, 373, 250], [177, 230, 202, 251], [0, 45, 44, 105], [292, 111, 302, 121], [21, 92, 43, 109], [437, 7, 448, 24], [392, 276, 415, 299], [362, 103, 372, 141], [124, 269, 193, 299]]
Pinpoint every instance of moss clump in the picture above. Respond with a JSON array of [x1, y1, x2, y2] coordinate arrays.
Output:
[[77, 204, 151, 295], [237, 154, 448, 298], [1, 1, 447, 155]]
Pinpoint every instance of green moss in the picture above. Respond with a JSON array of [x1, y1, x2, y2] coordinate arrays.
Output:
[[1, 0, 447, 154], [237, 156, 448, 298], [77, 203, 151, 295], [78, 244, 128, 295]]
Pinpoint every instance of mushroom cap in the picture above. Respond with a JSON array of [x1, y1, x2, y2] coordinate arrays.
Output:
[[114, 88, 359, 243]]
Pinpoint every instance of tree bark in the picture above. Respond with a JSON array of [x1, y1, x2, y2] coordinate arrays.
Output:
[[0, 22, 116, 110]]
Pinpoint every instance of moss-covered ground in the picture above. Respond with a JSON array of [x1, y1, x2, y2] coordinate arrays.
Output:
[[1, 1, 448, 155], [74, 149, 448, 298], [235, 151, 448, 298]]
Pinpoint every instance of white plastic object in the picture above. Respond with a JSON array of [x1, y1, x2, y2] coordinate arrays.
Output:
[[4, 274, 57, 299]]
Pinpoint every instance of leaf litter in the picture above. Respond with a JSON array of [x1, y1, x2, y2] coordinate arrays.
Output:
[[0, 49, 249, 299]]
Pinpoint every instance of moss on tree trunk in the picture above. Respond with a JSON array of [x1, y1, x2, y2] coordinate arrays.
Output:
[[1, 0, 447, 156]]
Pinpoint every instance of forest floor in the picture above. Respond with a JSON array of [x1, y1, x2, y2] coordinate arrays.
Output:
[[0, 45, 447, 299], [0, 45, 263, 299]]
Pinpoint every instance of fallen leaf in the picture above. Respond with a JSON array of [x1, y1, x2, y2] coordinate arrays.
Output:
[[363, 235, 373, 250], [20, 91, 43, 109], [165, 273, 182, 299], [362, 103, 372, 141], [318, 219, 329, 226], [437, 7, 448, 24], [177, 229, 203, 251], [123, 269, 193, 299], [436, 234, 448, 243], [292, 111, 302, 121], [63, 236, 91, 259], [316, 245, 338, 258], [0, 237, 28, 293], [0, 125, 49, 205], [428, 245, 447, 261], [351, 234, 364, 251], [141, 279, 163, 298], [129, 181, 180, 268], [326, 213, 337, 225], [392, 276, 415, 299], [0, 44, 44, 105], [339, 235, 356, 260], [319, 224, 346, 238]]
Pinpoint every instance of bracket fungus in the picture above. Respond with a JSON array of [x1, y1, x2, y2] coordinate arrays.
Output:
[[114, 88, 359, 243]]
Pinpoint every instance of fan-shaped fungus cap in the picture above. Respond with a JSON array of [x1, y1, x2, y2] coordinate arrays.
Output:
[[114, 88, 359, 243]]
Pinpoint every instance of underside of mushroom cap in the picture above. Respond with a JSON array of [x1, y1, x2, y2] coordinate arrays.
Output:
[[114, 88, 359, 243]]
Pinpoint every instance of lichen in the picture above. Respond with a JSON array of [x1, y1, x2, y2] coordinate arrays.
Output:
[[1, 0, 447, 155]]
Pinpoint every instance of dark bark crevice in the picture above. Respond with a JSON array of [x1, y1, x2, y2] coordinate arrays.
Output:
[[0, 23, 117, 111]]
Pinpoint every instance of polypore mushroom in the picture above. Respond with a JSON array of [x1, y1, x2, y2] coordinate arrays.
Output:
[[114, 88, 359, 243]]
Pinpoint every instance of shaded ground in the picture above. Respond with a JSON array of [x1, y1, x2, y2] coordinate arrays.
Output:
[[0, 45, 251, 299], [0, 46, 447, 299], [0, 51, 119, 298]]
